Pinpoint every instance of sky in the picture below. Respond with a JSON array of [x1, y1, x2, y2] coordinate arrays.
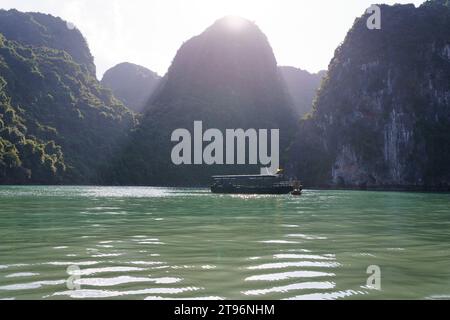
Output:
[[0, 0, 424, 79]]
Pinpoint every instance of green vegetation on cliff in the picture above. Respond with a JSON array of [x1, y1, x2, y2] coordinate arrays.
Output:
[[0, 9, 95, 75], [0, 11, 136, 184]]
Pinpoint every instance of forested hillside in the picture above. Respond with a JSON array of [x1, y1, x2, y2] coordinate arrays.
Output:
[[0, 10, 135, 184]]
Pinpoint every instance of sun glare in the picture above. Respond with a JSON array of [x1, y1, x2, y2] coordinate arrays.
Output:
[[223, 15, 247, 31], [213, 0, 259, 21]]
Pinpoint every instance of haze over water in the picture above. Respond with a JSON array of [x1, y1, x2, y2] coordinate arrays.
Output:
[[0, 186, 449, 300]]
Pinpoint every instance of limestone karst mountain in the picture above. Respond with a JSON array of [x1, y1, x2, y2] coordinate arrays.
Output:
[[2, 3, 450, 190], [110, 16, 299, 185], [101, 62, 161, 113], [0, 9, 135, 184], [291, 1, 450, 190], [279, 66, 326, 117]]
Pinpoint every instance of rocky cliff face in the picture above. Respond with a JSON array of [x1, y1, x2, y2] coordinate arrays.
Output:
[[110, 16, 298, 185], [101, 62, 161, 113], [292, 1, 450, 190]]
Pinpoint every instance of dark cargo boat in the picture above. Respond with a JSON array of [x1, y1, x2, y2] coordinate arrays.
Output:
[[211, 172, 297, 195]]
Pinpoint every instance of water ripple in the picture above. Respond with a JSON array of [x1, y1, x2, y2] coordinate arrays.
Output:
[[259, 240, 300, 244], [51, 287, 200, 299], [73, 266, 147, 276], [75, 276, 182, 286], [273, 254, 335, 260], [284, 289, 366, 300], [0, 280, 65, 291], [5, 272, 39, 278], [248, 261, 340, 270], [245, 271, 335, 282], [243, 281, 335, 296]]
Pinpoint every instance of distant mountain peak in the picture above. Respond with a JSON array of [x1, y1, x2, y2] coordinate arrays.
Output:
[[150, 15, 281, 116], [201, 15, 268, 43], [208, 16, 255, 32], [106, 62, 160, 78], [101, 62, 161, 113], [278, 66, 326, 117]]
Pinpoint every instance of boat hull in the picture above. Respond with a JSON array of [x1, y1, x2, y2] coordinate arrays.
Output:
[[211, 185, 294, 195]]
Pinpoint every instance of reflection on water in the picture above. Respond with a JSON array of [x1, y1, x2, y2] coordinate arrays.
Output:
[[0, 186, 450, 300]]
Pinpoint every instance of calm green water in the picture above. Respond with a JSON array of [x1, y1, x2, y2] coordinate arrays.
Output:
[[0, 186, 449, 300]]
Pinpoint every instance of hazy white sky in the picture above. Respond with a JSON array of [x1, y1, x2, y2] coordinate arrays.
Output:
[[0, 0, 423, 79]]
